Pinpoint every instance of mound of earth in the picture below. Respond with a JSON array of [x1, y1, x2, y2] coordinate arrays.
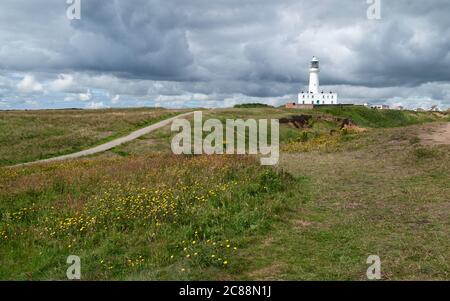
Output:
[[280, 114, 367, 132]]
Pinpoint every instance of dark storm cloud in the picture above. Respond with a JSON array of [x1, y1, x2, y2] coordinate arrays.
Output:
[[0, 0, 450, 109], [63, 0, 197, 79]]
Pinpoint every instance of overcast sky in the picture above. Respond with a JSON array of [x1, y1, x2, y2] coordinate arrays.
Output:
[[0, 0, 449, 110]]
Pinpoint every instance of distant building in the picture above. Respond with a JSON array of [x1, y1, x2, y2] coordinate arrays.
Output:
[[298, 57, 338, 105], [371, 104, 390, 110], [430, 105, 441, 112]]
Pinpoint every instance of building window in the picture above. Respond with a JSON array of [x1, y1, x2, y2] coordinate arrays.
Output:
[[311, 101, 314, 104], [302, 101, 305, 104], [331, 101, 333, 104]]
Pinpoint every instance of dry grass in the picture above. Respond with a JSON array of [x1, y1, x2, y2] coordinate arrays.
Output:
[[243, 124, 450, 280]]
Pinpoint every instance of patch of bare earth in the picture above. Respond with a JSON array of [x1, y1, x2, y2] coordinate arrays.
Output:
[[419, 122, 450, 145]]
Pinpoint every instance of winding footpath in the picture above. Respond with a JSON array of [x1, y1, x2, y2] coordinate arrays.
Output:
[[13, 111, 194, 167]]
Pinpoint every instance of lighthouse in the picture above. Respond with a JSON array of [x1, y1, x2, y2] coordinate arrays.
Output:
[[309, 56, 320, 94], [298, 57, 338, 105]]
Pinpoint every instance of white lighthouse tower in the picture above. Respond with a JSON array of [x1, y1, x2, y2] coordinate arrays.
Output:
[[309, 56, 320, 94], [298, 56, 338, 105]]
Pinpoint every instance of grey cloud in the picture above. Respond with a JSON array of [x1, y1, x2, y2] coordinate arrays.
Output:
[[0, 0, 449, 109]]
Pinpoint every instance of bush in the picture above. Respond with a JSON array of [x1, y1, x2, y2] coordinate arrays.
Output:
[[233, 103, 274, 109]]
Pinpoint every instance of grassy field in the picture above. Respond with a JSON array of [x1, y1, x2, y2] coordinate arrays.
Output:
[[0, 154, 296, 280], [103, 106, 448, 157], [314, 106, 445, 128], [0, 106, 449, 280], [0, 108, 187, 166], [250, 125, 450, 280]]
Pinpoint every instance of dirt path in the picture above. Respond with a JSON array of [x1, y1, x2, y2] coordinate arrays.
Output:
[[13, 111, 194, 167], [420, 122, 450, 145]]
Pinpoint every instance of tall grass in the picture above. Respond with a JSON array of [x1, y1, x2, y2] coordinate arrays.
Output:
[[0, 154, 298, 280]]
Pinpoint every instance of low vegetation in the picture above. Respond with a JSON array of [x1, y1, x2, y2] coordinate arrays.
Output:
[[315, 106, 447, 128], [233, 103, 274, 108], [0, 106, 449, 280], [282, 129, 360, 153], [0, 154, 297, 280], [0, 108, 186, 166]]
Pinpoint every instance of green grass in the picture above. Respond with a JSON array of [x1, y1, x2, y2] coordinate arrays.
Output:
[[0, 107, 449, 280], [314, 106, 446, 128], [0, 108, 187, 166], [233, 103, 274, 108], [239, 125, 450, 280], [0, 155, 299, 280]]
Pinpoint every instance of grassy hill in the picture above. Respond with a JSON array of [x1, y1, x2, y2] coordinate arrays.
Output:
[[314, 106, 446, 128], [0, 106, 445, 166], [0, 107, 449, 280], [0, 108, 187, 166]]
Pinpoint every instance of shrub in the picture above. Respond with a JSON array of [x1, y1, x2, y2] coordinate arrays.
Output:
[[233, 103, 274, 108]]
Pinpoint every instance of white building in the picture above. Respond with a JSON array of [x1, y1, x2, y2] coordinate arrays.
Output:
[[298, 57, 338, 105], [371, 104, 390, 110]]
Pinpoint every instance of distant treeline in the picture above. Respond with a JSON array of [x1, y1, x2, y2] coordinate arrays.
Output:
[[233, 103, 274, 108]]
